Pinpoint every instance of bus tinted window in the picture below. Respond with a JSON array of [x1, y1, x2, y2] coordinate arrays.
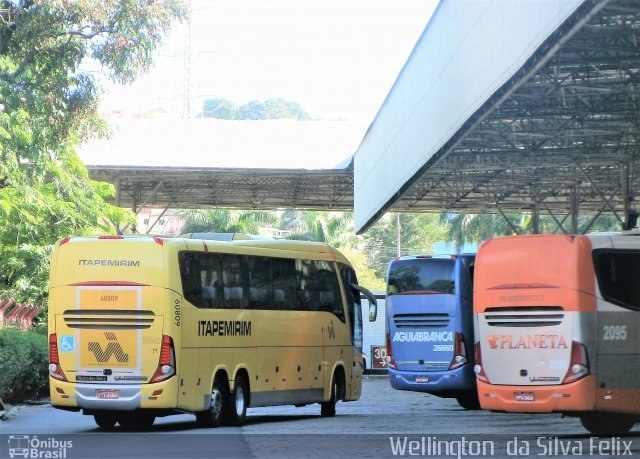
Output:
[[387, 259, 454, 296], [179, 251, 343, 319], [593, 249, 640, 311]]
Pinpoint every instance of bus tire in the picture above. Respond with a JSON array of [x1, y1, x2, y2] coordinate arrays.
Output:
[[580, 412, 636, 434], [197, 377, 227, 428], [94, 411, 117, 430], [321, 376, 338, 417], [226, 374, 249, 426], [456, 392, 481, 410]]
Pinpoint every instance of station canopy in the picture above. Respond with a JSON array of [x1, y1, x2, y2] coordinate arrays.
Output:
[[84, 0, 640, 236], [82, 119, 360, 211], [354, 0, 640, 233]]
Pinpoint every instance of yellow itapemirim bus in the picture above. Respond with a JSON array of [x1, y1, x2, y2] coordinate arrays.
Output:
[[48, 235, 377, 429]]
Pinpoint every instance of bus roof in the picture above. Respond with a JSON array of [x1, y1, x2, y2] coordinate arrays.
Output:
[[55, 235, 352, 265]]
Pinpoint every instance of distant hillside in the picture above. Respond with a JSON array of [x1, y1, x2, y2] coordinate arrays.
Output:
[[202, 97, 310, 120]]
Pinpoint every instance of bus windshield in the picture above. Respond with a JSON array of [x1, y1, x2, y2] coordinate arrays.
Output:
[[387, 259, 454, 296]]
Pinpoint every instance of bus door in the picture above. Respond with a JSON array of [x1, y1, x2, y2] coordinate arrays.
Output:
[[340, 265, 377, 400], [592, 244, 640, 415]]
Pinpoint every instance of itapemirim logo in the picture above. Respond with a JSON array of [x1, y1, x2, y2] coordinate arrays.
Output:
[[87, 332, 129, 363]]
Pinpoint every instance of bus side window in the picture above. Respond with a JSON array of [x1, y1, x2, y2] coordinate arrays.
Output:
[[222, 254, 248, 309], [297, 259, 317, 311], [201, 254, 223, 308], [272, 257, 296, 310], [180, 252, 204, 307], [316, 261, 344, 322], [340, 265, 363, 348], [248, 256, 272, 309]]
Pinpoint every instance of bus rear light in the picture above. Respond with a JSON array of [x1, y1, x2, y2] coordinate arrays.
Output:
[[49, 334, 68, 382], [98, 235, 124, 240], [563, 341, 589, 384], [449, 332, 467, 370], [385, 332, 397, 370], [154, 237, 164, 246], [474, 342, 490, 383], [59, 237, 71, 246], [151, 335, 176, 383]]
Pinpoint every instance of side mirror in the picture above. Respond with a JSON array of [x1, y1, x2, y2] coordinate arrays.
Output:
[[351, 284, 378, 322]]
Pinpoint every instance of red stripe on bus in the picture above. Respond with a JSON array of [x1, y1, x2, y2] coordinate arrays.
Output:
[[69, 281, 149, 287]]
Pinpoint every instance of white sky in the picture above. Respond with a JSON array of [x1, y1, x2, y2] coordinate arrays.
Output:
[[89, 0, 439, 168]]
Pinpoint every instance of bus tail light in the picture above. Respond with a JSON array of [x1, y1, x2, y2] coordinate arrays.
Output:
[[563, 341, 589, 384], [473, 342, 490, 383], [49, 334, 68, 382], [151, 335, 176, 383], [385, 332, 397, 370], [449, 332, 467, 370]]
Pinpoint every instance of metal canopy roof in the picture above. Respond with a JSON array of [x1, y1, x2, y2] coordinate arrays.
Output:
[[356, 0, 640, 232], [88, 0, 640, 236], [88, 165, 354, 211]]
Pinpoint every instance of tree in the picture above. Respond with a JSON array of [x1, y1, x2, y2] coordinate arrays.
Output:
[[264, 98, 310, 120], [238, 100, 267, 120], [202, 98, 237, 119], [442, 212, 622, 249], [178, 209, 277, 235], [362, 213, 449, 278], [0, 0, 188, 305]]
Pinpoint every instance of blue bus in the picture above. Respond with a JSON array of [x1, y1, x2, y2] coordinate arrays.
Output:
[[385, 254, 478, 409]]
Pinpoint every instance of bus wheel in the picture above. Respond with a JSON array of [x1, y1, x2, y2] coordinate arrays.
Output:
[[321, 376, 337, 417], [94, 411, 117, 430], [226, 374, 249, 426], [580, 412, 636, 434], [456, 392, 481, 410], [197, 378, 227, 427]]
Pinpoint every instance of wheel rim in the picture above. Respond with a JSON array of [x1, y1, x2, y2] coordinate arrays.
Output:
[[210, 387, 223, 418], [235, 384, 245, 415]]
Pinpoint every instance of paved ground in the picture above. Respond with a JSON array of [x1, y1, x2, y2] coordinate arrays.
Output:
[[2, 376, 640, 459]]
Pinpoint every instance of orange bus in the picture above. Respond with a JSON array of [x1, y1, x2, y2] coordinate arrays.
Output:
[[473, 232, 640, 434]]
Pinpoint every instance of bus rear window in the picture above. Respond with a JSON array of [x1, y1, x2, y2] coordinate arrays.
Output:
[[387, 259, 454, 296], [593, 249, 640, 311]]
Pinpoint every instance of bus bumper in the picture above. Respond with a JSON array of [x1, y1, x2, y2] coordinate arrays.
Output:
[[388, 366, 475, 393], [477, 375, 596, 413], [50, 377, 179, 411]]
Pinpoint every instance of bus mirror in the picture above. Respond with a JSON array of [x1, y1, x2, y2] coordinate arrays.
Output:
[[369, 302, 378, 322], [351, 284, 377, 322]]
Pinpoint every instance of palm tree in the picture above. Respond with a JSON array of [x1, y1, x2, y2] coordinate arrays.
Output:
[[178, 209, 277, 235]]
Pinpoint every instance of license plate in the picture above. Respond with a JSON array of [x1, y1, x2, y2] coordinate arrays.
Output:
[[96, 390, 120, 399], [415, 376, 429, 383], [514, 392, 535, 401]]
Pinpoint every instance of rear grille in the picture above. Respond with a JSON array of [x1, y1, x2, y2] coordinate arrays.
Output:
[[484, 306, 564, 327], [393, 313, 449, 328], [63, 309, 155, 329]]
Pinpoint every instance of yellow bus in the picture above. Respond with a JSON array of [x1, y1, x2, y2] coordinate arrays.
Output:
[[48, 235, 377, 429]]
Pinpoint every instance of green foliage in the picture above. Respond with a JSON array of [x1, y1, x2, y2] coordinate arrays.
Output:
[[0, 0, 186, 305], [263, 98, 310, 120], [202, 98, 238, 119], [363, 213, 449, 278], [178, 209, 277, 235], [442, 212, 623, 249], [202, 97, 310, 120], [337, 247, 385, 292], [0, 328, 48, 404], [282, 210, 357, 247]]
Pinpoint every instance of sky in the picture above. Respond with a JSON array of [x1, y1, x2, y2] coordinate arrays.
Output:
[[88, 0, 440, 168]]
